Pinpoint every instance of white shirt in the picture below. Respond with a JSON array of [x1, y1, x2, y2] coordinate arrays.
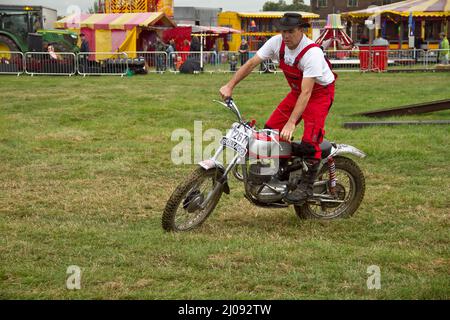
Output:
[[257, 34, 335, 86]]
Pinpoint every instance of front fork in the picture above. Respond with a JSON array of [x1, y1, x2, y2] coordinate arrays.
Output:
[[199, 146, 241, 209]]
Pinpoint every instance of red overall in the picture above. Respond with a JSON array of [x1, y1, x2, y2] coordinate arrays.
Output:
[[265, 42, 336, 160]]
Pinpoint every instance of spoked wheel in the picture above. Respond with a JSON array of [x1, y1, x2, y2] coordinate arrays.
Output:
[[294, 157, 365, 220], [162, 167, 224, 232]]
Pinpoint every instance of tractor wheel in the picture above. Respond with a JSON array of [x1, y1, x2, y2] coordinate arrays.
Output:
[[0, 35, 20, 59]]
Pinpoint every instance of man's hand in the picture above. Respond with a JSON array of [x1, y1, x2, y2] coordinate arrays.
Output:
[[219, 84, 233, 101], [280, 120, 296, 142]]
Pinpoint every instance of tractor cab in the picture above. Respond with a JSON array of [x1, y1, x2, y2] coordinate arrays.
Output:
[[0, 5, 79, 54]]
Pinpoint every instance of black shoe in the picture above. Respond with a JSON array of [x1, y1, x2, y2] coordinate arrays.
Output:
[[284, 184, 313, 204], [284, 160, 319, 204]]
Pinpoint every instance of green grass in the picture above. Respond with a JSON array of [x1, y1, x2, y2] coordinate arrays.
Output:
[[0, 72, 449, 299]]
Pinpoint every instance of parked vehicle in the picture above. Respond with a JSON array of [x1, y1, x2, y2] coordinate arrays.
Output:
[[0, 5, 79, 55]]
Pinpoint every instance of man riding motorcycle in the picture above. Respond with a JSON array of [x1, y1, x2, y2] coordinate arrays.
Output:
[[220, 13, 337, 204]]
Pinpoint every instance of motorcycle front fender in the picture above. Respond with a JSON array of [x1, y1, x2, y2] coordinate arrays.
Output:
[[331, 144, 366, 159], [198, 159, 231, 194]]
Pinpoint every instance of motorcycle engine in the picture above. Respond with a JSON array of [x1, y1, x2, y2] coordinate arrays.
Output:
[[247, 162, 288, 203]]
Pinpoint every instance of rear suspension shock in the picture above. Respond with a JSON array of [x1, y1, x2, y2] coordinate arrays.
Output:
[[328, 157, 337, 196]]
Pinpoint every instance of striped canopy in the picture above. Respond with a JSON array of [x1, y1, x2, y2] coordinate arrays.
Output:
[[54, 12, 176, 30], [191, 26, 242, 34], [236, 11, 319, 19], [342, 0, 450, 18]]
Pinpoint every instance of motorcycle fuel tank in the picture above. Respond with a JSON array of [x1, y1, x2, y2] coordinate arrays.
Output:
[[248, 130, 292, 159]]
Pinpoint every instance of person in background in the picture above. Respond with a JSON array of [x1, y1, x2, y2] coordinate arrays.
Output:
[[80, 33, 90, 53], [210, 43, 218, 66], [175, 55, 183, 71], [170, 39, 177, 51], [47, 44, 58, 60], [229, 54, 237, 72], [181, 39, 190, 63], [79, 33, 90, 72], [155, 38, 167, 72], [239, 39, 249, 66], [166, 40, 176, 70], [438, 32, 449, 65], [414, 36, 424, 62], [189, 37, 201, 63]]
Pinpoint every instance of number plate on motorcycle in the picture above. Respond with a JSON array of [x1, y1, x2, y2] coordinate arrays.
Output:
[[220, 124, 250, 157]]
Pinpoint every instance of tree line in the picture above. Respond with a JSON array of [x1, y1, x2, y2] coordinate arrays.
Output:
[[263, 0, 311, 12]]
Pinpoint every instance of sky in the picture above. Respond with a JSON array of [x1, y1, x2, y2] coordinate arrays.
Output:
[[3, 0, 309, 15]]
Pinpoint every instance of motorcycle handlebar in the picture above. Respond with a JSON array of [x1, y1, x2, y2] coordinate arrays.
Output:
[[224, 97, 233, 107]]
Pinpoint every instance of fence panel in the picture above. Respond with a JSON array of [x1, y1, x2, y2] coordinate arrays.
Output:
[[215, 51, 277, 73], [167, 51, 218, 73], [0, 51, 24, 75], [125, 51, 167, 73], [24, 52, 76, 76], [325, 50, 360, 72], [77, 52, 128, 76], [424, 49, 449, 68], [387, 49, 425, 70]]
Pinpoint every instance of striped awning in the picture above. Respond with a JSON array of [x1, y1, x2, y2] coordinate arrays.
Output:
[[342, 0, 450, 18], [54, 12, 176, 30], [236, 11, 319, 19], [192, 26, 242, 34], [241, 32, 278, 36]]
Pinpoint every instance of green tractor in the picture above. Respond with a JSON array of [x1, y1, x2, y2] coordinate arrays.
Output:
[[0, 4, 79, 57]]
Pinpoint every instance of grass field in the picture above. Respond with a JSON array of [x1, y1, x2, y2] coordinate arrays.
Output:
[[0, 72, 449, 299]]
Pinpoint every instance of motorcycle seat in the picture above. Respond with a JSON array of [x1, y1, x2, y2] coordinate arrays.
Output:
[[291, 139, 333, 159], [320, 140, 333, 158]]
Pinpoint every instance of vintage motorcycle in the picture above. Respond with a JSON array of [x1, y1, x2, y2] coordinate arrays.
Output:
[[162, 99, 366, 232]]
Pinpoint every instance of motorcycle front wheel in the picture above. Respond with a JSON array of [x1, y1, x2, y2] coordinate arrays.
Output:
[[162, 167, 223, 232], [294, 156, 365, 220]]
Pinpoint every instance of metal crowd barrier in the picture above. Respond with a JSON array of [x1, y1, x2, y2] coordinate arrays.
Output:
[[425, 49, 449, 68], [215, 51, 276, 73], [0, 51, 24, 75], [387, 49, 423, 70], [24, 52, 77, 76], [325, 49, 432, 72], [126, 51, 168, 73], [1, 49, 448, 77], [77, 52, 129, 76], [325, 50, 361, 71], [165, 51, 218, 73]]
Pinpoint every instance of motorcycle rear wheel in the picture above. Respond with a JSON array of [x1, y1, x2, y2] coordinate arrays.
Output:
[[294, 156, 365, 220], [162, 167, 223, 232]]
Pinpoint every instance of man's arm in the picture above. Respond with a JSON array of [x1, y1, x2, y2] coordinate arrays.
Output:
[[280, 77, 315, 141], [220, 54, 263, 99]]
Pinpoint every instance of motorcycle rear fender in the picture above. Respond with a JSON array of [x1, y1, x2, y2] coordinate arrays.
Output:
[[331, 144, 366, 159], [198, 159, 231, 194]]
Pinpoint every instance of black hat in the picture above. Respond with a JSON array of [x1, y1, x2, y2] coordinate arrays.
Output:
[[276, 13, 311, 31]]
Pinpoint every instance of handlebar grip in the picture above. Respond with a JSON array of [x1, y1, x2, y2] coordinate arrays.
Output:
[[225, 97, 233, 106]]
